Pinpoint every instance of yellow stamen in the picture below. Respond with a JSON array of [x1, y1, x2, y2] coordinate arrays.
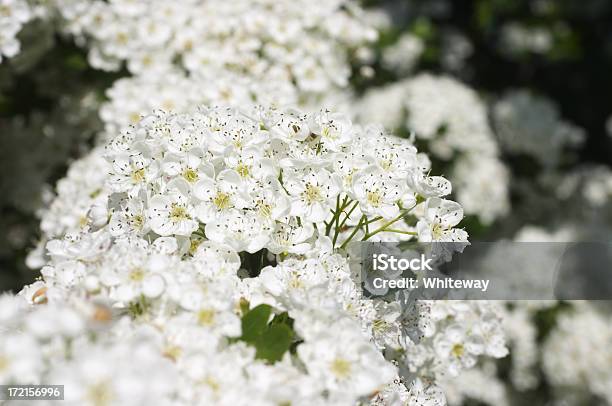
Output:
[[330, 358, 351, 378], [213, 192, 231, 210]]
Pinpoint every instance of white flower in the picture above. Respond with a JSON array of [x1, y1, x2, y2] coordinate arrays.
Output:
[[194, 169, 248, 223], [192, 241, 241, 277], [267, 219, 314, 255], [248, 177, 290, 222], [417, 198, 467, 242], [298, 319, 396, 400], [205, 209, 271, 253], [382, 33, 424, 74], [109, 195, 149, 236], [108, 149, 159, 195], [405, 378, 446, 406], [309, 110, 353, 151], [148, 180, 198, 236], [49, 331, 178, 406], [178, 282, 241, 337], [452, 156, 510, 225], [434, 324, 482, 376], [284, 168, 341, 223], [161, 152, 214, 186], [268, 108, 311, 142], [352, 166, 405, 219], [0, 332, 42, 384], [493, 90, 585, 169], [0, 0, 32, 61]]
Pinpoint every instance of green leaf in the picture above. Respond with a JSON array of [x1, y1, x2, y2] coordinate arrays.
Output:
[[270, 311, 292, 327], [240, 304, 271, 344], [255, 323, 293, 363], [64, 54, 88, 71]]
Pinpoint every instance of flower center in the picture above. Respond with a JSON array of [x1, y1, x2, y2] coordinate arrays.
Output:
[[321, 125, 338, 140], [197, 309, 216, 326], [116, 32, 129, 45], [213, 192, 232, 210], [432, 222, 445, 240], [451, 343, 465, 358], [129, 268, 145, 282], [203, 376, 220, 393], [330, 358, 351, 379], [303, 184, 322, 204], [189, 238, 202, 255], [183, 168, 199, 183], [86, 381, 115, 406], [257, 201, 272, 218], [131, 168, 146, 183], [129, 112, 141, 123], [288, 274, 303, 289], [170, 204, 191, 221], [367, 190, 382, 207], [130, 214, 144, 229], [163, 345, 182, 362], [236, 163, 250, 178], [372, 318, 389, 333], [344, 168, 357, 185]]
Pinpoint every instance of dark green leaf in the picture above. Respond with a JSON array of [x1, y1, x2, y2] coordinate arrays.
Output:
[[255, 324, 293, 363], [240, 304, 271, 344]]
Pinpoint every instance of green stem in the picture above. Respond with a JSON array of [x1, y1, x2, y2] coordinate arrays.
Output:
[[384, 229, 417, 235], [333, 199, 358, 247], [339, 215, 367, 250], [361, 208, 413, 241], [337, 200, 359, 229], [364, 215, 383, 225], [325, 195, 342, 236]]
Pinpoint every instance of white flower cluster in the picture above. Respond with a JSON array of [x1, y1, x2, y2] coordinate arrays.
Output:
[[48, 0, 376, 144], [0, 0, 33, 61], [0, 293, 179, 405], [400, 301, 508, 380], [40, 147, 110, 240], [493, 90, 585, 168], [554, 164, 612, 213], [355, 74, 510, 224], [53, 0, 374, 93], [16, 106, 509, 405], [439, 362, 509, 406], [103, 106, 466, 247], [25, 147, 110, 269], [543, 303, 612, 404], [500, 23, 553, 55], [381, 33, 424, 75], [483, 226, 571, 395], [575, 166, 612, 208], [98, 70, 298, 139], [402, 74, 496, 160], [37, 106, 469, 250]]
